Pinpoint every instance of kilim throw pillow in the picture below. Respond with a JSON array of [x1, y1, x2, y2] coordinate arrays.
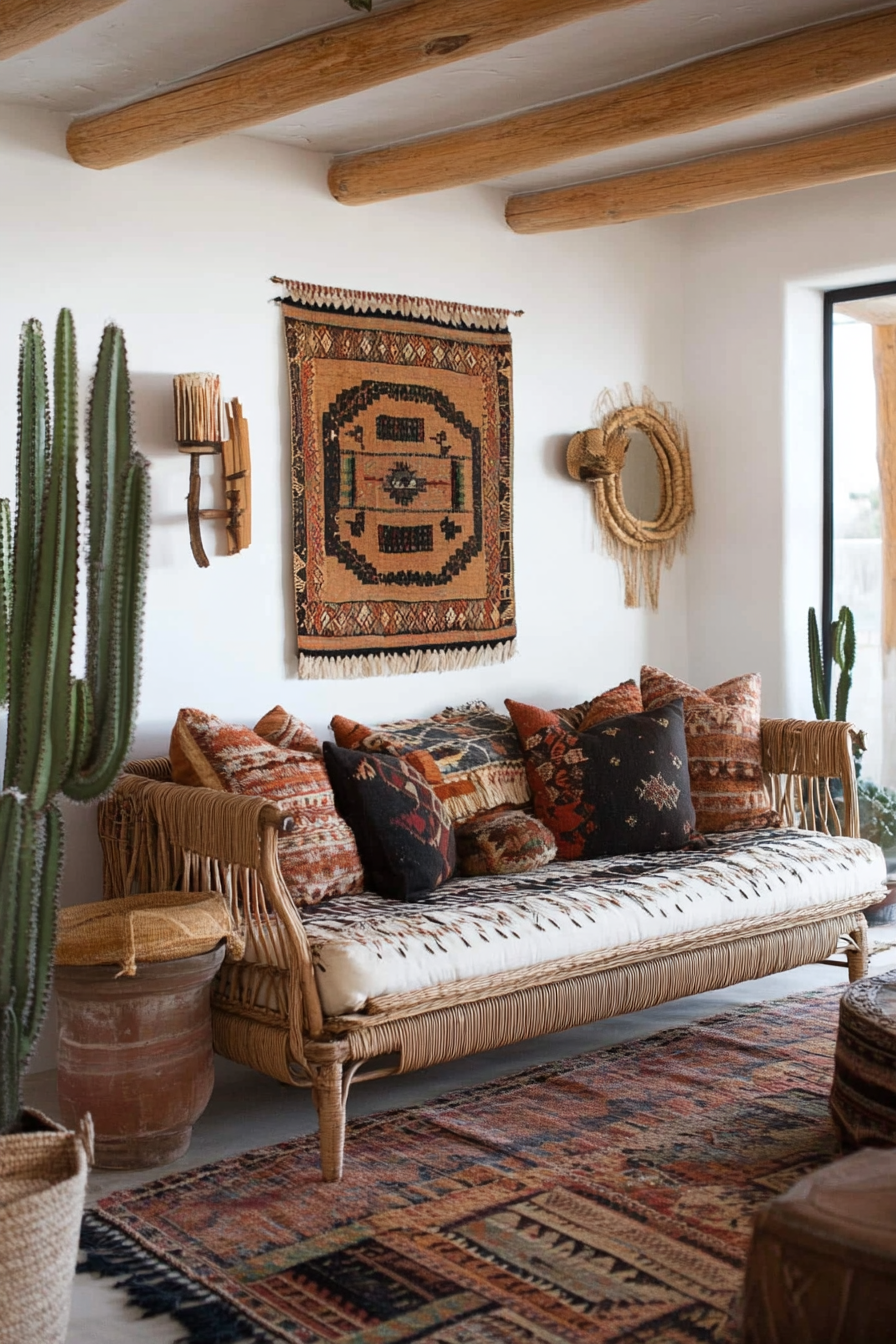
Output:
[[322, 742, 456, 901], [506, 697, 697, 860], [329, 701, 530, 822], [554, 679, 644, 732], [454, 808, 557, 877], [640, 666, 780, 833], [170, 708, 364, 906]]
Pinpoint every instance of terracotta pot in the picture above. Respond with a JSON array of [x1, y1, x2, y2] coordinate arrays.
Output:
[[0, 1110, 90, 1344], [866, 877, 896, 926], [56, 945, 225, 1169]]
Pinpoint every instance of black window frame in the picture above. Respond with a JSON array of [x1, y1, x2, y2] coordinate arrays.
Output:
[[822, 279, 896, 707]]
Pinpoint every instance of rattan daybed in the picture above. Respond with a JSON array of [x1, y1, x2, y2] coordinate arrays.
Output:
[[99, 717, 885, 1181]]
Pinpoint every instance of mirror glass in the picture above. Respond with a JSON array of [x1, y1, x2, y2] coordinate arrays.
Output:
[[619, 429, 662, 522]]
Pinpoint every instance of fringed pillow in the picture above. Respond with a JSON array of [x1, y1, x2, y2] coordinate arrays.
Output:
[[454, 808, 556, 877], [170, 707, 364, 906], [506, 697, 697, 860], [323, 743, 456, 901], [640, 666, 780, 833], [330, 701, 530, 822]]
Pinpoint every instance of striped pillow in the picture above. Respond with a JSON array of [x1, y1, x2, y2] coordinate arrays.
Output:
[[640, 667, 780, 833], [170, 707, 363, 906]]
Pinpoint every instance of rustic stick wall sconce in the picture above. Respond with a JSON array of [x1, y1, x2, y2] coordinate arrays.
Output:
[[173, 373, 252, 568], [567, 387, 693, 609]]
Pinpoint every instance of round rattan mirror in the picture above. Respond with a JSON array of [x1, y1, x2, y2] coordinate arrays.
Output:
[[567, 388, 693, 609]]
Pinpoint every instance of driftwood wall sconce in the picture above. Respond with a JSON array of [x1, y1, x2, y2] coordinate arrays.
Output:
[[567, 387, 693, 609], [173, 373, 252, 569]]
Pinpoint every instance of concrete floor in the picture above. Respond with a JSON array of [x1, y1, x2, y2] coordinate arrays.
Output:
[[22, 936, 895, 1344]]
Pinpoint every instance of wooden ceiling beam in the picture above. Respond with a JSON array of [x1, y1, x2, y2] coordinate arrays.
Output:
[[329, 8, 896, 205], [504, 116, 896, 232], [66, 0, 647, 170], [1, 0, 125, 61]]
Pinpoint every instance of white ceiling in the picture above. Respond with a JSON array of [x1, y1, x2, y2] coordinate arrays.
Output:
[[0, 0, 894, 197]]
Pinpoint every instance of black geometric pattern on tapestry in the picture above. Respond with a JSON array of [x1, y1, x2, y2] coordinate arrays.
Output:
[[323, 380, 482, 587], [441, 516, 462, 541], [322, 742, 456, 901], [377, 415, 425, 443], [378, 524, 433, 553], [382, 462, 427, 507]]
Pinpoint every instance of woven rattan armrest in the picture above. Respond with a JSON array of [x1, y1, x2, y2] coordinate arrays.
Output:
[[100, 768, 323, 1044], [760, 717, 860, 837]]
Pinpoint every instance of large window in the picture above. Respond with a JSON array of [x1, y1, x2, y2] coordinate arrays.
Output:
[[824, 281, 896, 797]]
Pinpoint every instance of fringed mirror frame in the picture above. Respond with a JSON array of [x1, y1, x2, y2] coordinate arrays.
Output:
[[567, 387, 694, 609]]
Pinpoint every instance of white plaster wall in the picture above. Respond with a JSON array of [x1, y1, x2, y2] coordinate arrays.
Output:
[[0, 107, 688, 1069], [682, 173, 896, 717]]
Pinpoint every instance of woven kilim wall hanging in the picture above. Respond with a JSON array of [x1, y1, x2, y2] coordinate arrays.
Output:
[[276, 278, 519, 679]]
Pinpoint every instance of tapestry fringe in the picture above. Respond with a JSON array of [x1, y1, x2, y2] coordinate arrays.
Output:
[[273, 278, 522, 331], [440, 765, 532, 822], [297, 639, 517, 681], [80, 1213, 274, 1343]]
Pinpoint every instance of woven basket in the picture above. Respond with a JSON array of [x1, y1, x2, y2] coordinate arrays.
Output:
[[56, 889, 243, 977], [0, 1111, 92, 1344]]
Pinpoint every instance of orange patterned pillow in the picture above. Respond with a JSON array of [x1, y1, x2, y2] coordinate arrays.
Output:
[[555, 679, 644, 732], [330, 702, 530, 821], [639, 667, 779, 834], [170, 707, 363, 906]]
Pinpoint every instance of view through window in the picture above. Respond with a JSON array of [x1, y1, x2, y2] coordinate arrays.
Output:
[[827, 283, 896, 866]]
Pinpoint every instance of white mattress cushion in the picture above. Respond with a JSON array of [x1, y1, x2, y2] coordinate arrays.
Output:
[[302, 829, 886, 1016]]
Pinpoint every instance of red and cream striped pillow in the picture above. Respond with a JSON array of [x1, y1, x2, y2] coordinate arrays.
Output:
[[170, 706, 363, 906], [640, 666, 779, 834]]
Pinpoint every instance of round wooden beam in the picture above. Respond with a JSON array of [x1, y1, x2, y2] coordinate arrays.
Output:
[[504, 116, 896, 233], [1, 0, 125, 61], [66, 0, 646, 170], [330, 8, 896, 205]]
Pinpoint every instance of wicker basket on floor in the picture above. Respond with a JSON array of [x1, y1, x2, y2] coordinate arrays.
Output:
[[0, 1112, 92, 1344]]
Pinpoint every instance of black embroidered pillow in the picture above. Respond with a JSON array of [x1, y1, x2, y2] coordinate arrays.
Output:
[[322, 742, 456, 901], [506, 697, 696, 860]]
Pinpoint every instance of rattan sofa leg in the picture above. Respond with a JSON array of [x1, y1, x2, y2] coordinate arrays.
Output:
[[846, 917, 870, 982], [306, 1040, 350, 1182]]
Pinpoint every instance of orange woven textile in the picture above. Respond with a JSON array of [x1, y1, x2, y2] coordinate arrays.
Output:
[[279, 280, 517, 679]]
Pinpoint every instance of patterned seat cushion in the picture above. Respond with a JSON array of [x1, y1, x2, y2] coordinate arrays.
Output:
[[507, 697, 697, 859], [330, 701, 530, 822], [170, 707, 363, 906], [302, 831, 885, 1016], [640, 666, 780, 833], [323, 743, 456, 901], [454, 808, 557, 877]]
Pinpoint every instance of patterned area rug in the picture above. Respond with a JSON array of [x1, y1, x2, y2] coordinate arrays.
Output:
[[277, 278, 517, 680], [81, 989, 844, 1343]]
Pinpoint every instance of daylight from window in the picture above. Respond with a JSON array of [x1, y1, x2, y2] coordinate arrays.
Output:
[[832, 315, 882, 781]]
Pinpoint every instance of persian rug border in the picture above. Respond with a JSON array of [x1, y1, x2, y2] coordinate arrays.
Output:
[[277, 279, 518, 679]]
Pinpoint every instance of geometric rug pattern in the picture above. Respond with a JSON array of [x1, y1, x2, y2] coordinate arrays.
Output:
[[81, 989, 844, 1343]]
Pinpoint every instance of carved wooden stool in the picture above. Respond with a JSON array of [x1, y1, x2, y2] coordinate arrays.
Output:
[[742, 1147, 896, 1343], [830, 968, 896, 1149]]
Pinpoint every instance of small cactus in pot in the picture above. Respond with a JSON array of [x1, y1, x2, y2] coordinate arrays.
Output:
[[0, 310, 149, 1135]]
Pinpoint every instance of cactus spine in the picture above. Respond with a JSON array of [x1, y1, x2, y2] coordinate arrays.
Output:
[[808, 604, 856, 722], [0, 310, 149, 1134]]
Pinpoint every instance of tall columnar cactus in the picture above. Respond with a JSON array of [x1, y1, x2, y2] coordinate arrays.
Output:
[[808, 604, 856, 722], [0, 310, 149, 1134]]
